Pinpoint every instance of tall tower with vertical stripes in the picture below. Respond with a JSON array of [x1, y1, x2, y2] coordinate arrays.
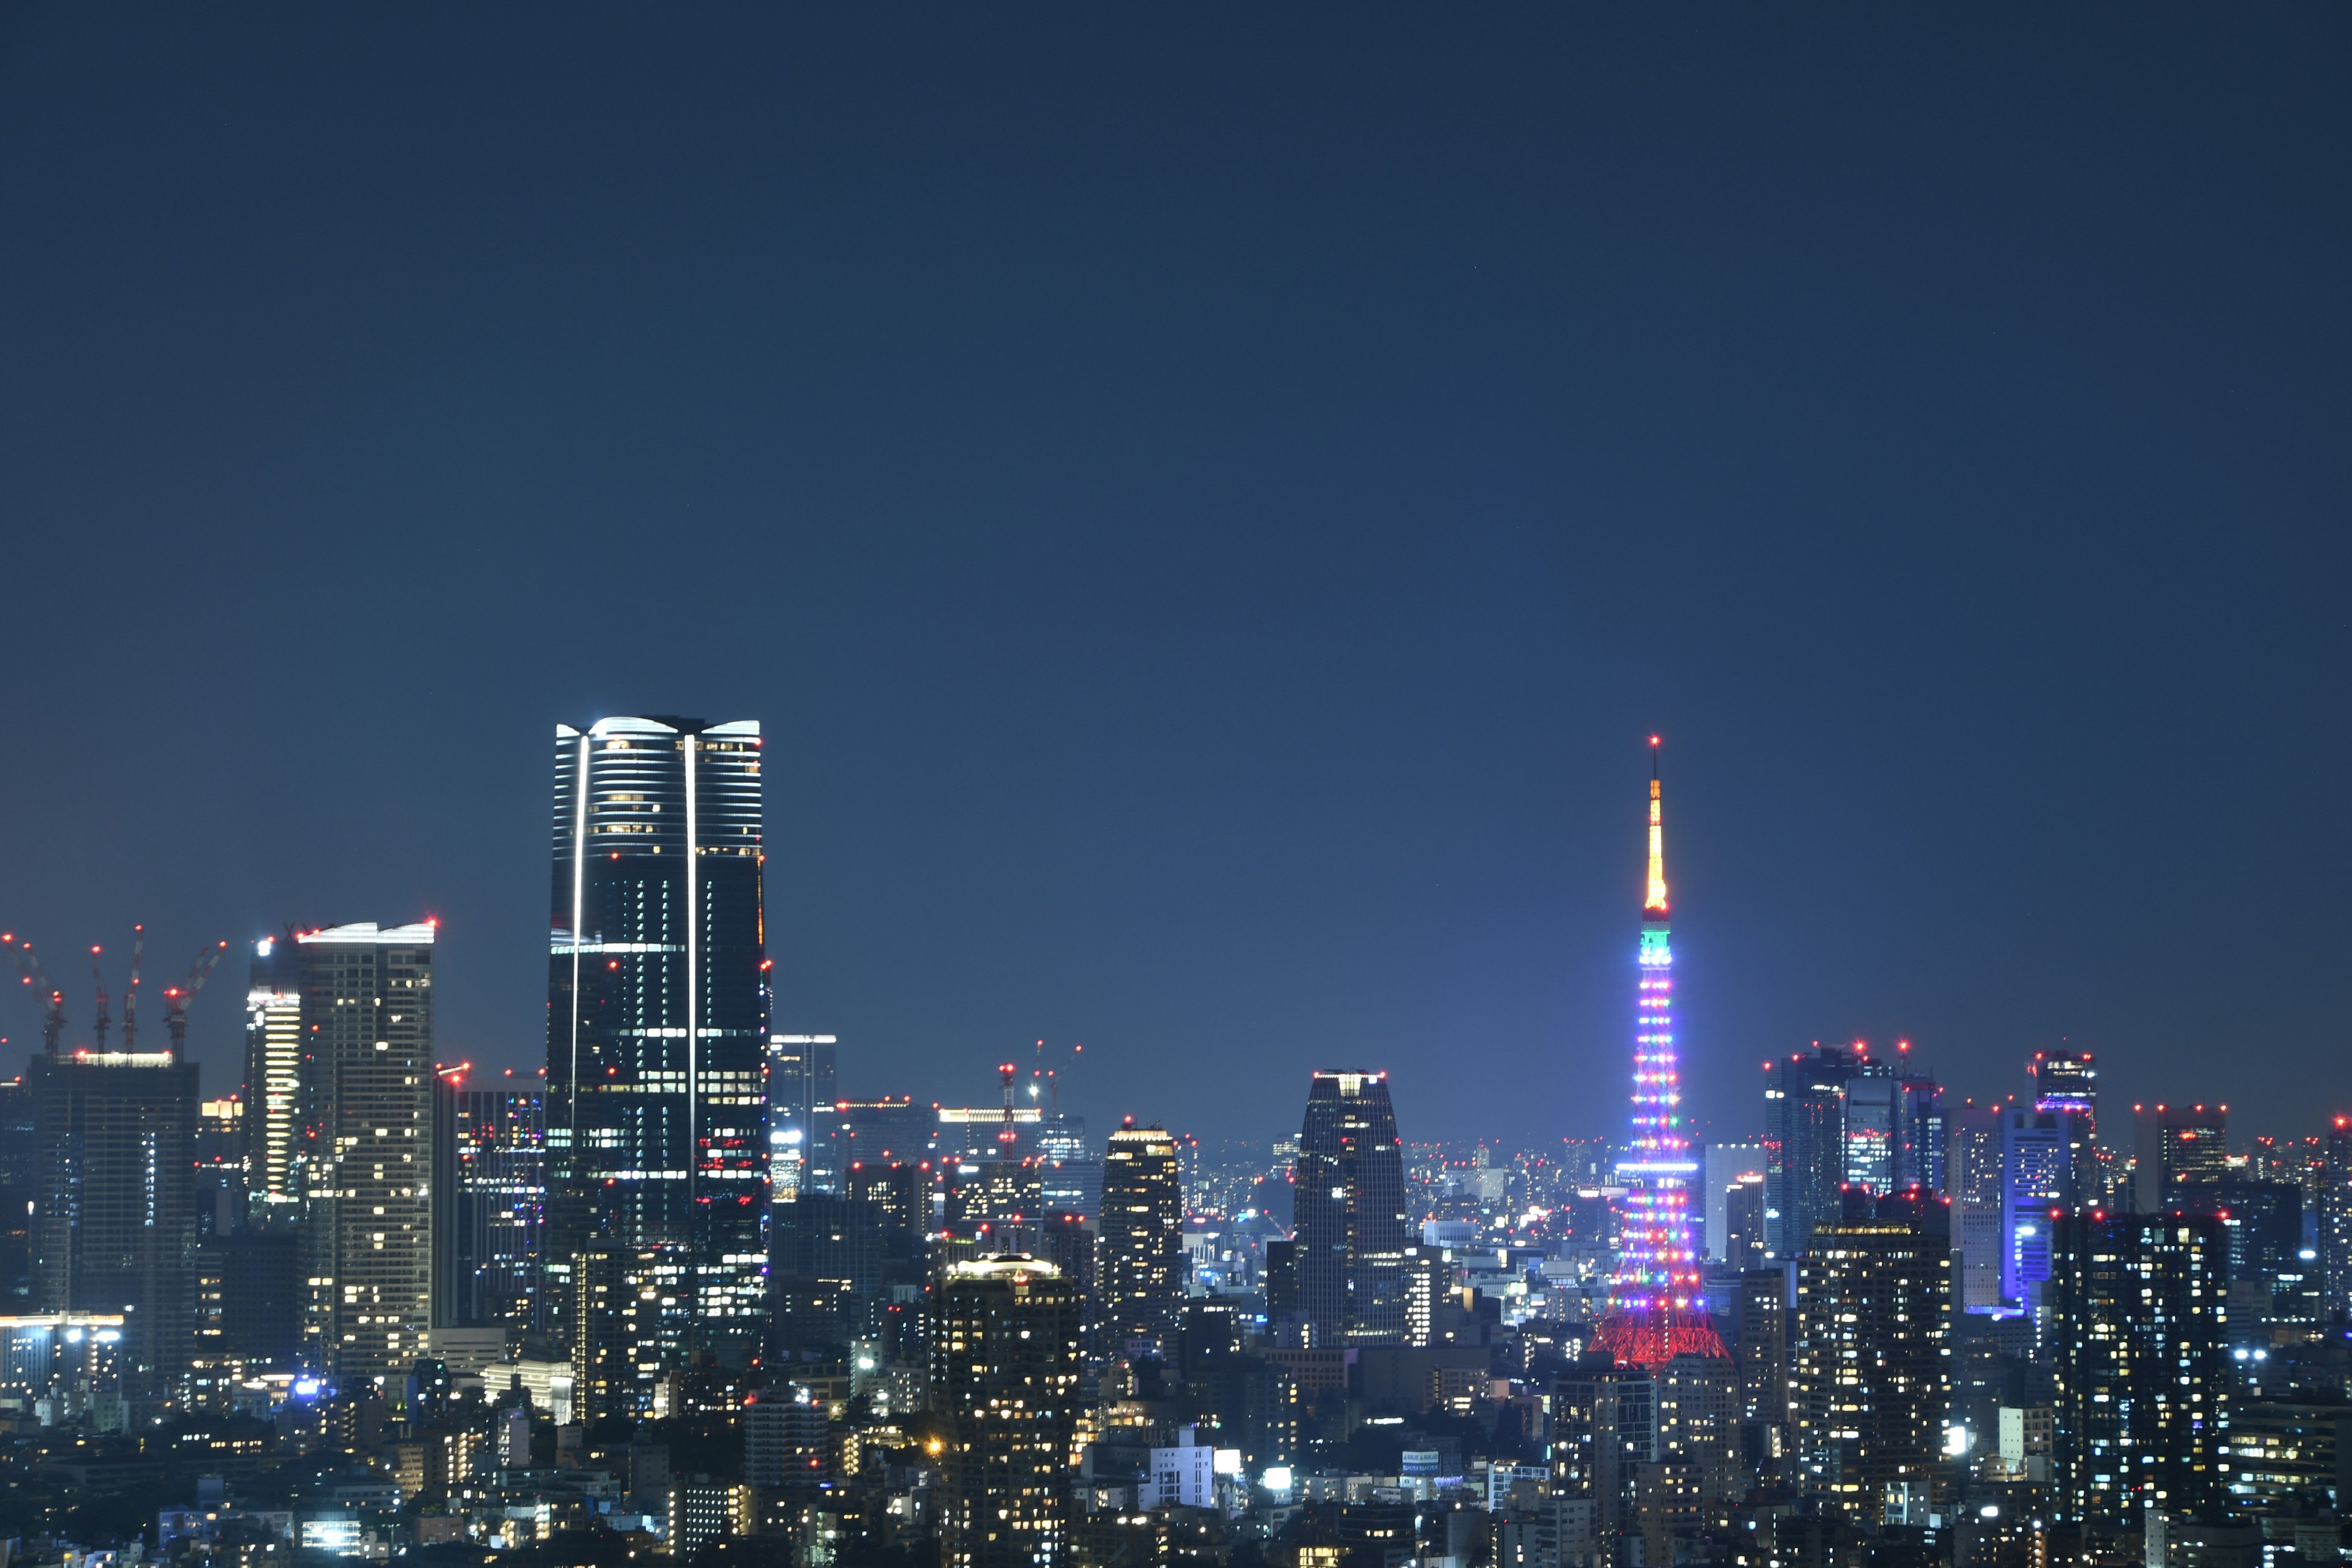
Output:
[[1594, 739, 1728, 1366]]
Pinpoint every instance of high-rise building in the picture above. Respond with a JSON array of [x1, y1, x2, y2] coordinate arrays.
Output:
[[930, 1257, 1082, 1568], [1702, 1144, 1765, 1262], [243, 933, 304, 1224], [772, 1191, 886, 1348], [1947, 1099, 2005, 1313], [1789, 1191, 1951, 1525], [2321, 1118, 2352, 1318], [766, 1034, 837, 1201], [443, 1082, 546, 1332], [1842, 1063, 1898, 1193], [1098, 1122, 1182, 1354], [293, 921, 437, 1390], [2132, 1103, 2228, 1209], [32, 1047, 200, 1407], [546, 717, 769, 1368], [1764, 1044, 1861, 1260], [2029, 1050, 2097, 1206], [1723, 1177, 1766, 1273], [1595, 747, 1728, 1369], [2050, 1212, 2232, 1536], [571, 1243, 692, 1422], [1894, 1069, 1947, 1195], [2000, 1108, 2073, 1312], [1292, 1070, 1409, 1347]]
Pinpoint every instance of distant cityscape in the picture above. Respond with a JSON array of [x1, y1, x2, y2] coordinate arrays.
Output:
[[0, 715, 2343, 1568]]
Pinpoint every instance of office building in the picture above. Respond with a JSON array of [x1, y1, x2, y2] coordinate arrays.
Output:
[[1596, 751, 1728, 1368], [767, 1034, 837, 1201], [32, 1047, 200, 1407], [443, 1083, 546, 1332], [2030, 1050, 2097, 1206], [2051, 1212, 2232, 1535], [834, 1096, 936, 1167], [1099, 1121, 1183, 1353], [293, 921, 438, 1389], [1764, 1044, 1860, 1260], [1702, 1144, 1765, 1262], [930, 1257, 1082, 1568], [1292, 1070, 1409, 1346], [1843, 1062, 1899, 1193], [546, 716, 769, 1367], [1948, 1099, 2005, 1313], [772, 1191, 886, 1347], [1722, 1177, 1765, 1273], [1895, 1069, 1947, 1195], [2133, 1103, 2228, 1209], [2000, 1107, 2073, 1311], [1790, 1191, 1952, 1525]]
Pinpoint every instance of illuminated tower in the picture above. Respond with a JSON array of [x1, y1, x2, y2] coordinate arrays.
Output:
[[1594, 741, 1728, 1367]]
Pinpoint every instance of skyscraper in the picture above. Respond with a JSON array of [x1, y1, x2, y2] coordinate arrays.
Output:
[[1947, 1099, 2006, 1313], [444, 1081, 547, 1332], [2051, 1212, 2232, 1536], [2029, 1049, 2097, 1205], [293, 921, 437, 1389], [2321, 1118, 2352, 1319], [546, 716, 769, 1367], [1594, 745, 1728, 1368], [931, 1257, 1083, 1568], [767, 1034, 837, 1202], [1763, 1044, 1861, 1260], [32, 1046, 200, 1409], [2132, 1102, 2228, 1208], [1292, 1070, 1409, 1346], [243, 933, 304, 1224], [2000, 1107, 2072, 1313], [1789, 1191, 1952, 1525], [1098, 1121, 1183, 1352]]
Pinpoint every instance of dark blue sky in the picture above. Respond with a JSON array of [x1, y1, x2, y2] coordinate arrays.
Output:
[[1, 7, 2346, 1152]]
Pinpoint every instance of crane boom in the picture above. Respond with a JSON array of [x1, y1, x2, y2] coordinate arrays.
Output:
[[162, 941, 230, 1056], [5, 939, 66, 1055], [120, 925, 146, 1053], [90, 946, 110, 1052]]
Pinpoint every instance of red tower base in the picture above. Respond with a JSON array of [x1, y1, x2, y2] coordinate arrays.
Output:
[[1591, 1308, 1729, 1368]]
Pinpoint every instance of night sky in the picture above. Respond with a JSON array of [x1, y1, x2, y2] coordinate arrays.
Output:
[[1, 9, 2346, 1154]]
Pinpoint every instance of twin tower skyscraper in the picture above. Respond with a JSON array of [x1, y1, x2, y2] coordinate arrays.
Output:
[[545, 717, 771, 1381]]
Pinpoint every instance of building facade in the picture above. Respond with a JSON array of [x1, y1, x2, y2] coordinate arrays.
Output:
[[930, 1257, 1082, 1568], [1098, 1122, 1183, 1352], [2051, 1212, 2233, 1535], [1291, 1071, 1409, 1346], [1790, 1193, 1953, 1525], [546, 716, 769, 1368], [32, 1049, 200, 1406], [293, 921, 437, 1390]]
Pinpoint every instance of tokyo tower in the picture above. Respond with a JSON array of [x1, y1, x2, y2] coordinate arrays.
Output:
[[1591, 739, 1728, 1367]]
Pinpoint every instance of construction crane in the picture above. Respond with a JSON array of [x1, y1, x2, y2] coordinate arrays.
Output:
[[119, 925, 146, 1053], [163, 940, 231, 1057], [89, 945, 110, 1051], [2, 934, 65, 1055], [998, 1062, 1019, 1150]]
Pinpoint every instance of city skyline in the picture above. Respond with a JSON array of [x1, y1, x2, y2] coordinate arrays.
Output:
[[2, 11, 2345, 1152]]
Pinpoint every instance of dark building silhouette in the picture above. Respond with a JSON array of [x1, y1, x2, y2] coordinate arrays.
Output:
[[439, 1084, 547, 1332], [1292, 1070, 1409, 1346], [546, 717, 769, 1371], [33, 1049, 200, 1408]]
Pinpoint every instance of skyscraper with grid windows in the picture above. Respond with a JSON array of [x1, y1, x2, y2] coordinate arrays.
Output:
[[546, 717, 769, 1385]]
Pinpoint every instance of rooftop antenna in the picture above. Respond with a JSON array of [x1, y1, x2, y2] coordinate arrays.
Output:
[[998, 1062, 1019, 1150]]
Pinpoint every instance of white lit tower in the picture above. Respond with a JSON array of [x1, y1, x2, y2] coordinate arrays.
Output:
[[1594, 740, 1730, 1368]]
